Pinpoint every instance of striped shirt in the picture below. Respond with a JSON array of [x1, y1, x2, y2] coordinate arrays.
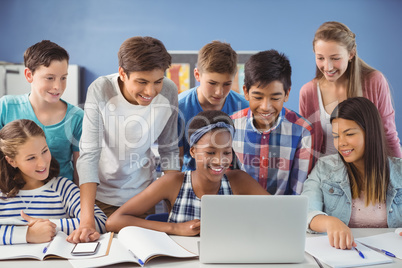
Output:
[[0, 176, 107, 245], [168, 171, 233, 223], [231, 107, 314, 195]]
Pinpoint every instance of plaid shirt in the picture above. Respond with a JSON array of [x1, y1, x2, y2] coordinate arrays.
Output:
[[231, 107, 314, 195], [168, 171, 233, 223]]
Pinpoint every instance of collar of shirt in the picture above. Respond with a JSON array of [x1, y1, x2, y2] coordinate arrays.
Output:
[[246, 107, 285, 134]]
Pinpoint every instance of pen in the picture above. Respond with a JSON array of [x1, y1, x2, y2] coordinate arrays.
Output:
[[353, 246, 365, 259], [380, 249, 396, 258], [129, 249, 144, 266], [312, 256, 324, 268], [360, 243, 396, 258], [43, 241, 52, 254]]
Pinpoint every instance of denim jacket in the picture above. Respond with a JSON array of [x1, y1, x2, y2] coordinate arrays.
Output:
[[301, 154, 402, 232]]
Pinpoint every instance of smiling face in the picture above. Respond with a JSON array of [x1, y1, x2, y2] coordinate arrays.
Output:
[[332, 118, 365, 172], [190, 129, 233, 180], [118, 67, 165, 105], [244, 80, 289, 132], [314, 40, 355, 83], [194, 69, 234, 110], [25, 60, 68, 104], [6, 136, 51, 190]]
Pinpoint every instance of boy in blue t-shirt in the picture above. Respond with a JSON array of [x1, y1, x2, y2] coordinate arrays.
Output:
[[178, 41, 249, 171], [0, 40, 83, 182]]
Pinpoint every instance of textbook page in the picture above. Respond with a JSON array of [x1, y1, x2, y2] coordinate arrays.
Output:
[[44, 231, 112, 260], [70, 227, 198, 268], [356, 232, 402, 259], [118, 226, 198, 263], [0, 240, 45, 260], [305, 235, 393, 268], [0, 231, 112, 261], [69, 238, 139, 268]]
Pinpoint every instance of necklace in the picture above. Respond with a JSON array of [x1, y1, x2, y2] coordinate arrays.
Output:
[[18, 194, 37, 210]]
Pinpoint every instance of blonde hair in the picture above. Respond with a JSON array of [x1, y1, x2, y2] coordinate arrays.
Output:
[[313, 21, 376, 97]]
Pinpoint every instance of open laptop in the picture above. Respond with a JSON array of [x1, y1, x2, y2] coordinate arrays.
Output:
[[200, 195, 308, 264]]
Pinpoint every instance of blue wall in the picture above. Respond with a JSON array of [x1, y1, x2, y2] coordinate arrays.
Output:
[[1, 0, 401, 140]]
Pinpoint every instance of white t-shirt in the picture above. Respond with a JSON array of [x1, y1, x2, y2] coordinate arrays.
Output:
[[77, 74, 180, 206], [317, 83, 338, 157]]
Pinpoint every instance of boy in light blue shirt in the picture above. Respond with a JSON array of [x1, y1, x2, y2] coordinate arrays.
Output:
[[0, 40, 83, 182], [178, 41, 249, 171]]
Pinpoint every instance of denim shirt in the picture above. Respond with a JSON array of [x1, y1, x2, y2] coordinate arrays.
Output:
[[301, 154, 402, 232]]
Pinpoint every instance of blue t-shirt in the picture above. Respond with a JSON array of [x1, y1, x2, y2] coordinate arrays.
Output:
[[178, 87, 249, 171], [0, 94, 83, 180]]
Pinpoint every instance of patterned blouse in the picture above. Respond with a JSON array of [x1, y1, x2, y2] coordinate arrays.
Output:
[[168, 171, 233, 223]]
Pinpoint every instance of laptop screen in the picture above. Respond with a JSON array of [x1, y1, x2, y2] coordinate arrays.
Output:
[[200, 195, 308, 264]]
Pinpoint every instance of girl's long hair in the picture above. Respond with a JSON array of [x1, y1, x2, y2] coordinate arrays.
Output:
[[313, 21, 376, 97], [330, 97, 389, 206], [0, 119, 59, 197]]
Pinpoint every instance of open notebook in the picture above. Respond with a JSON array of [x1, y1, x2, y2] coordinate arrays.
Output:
[[0, 231, 113, 261], [356, 231, 402, 260], [305, 235, 393, 268], [69, 226, 197, 268]]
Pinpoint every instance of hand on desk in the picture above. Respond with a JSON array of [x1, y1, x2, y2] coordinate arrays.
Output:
[[66, 223, 100, 243], [172, 219, 200, 236], [310, 215, 356, 250], [22, 211, 57, 243], [326, 217, 356, 250]]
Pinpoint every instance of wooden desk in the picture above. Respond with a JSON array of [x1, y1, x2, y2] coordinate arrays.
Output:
[[0, 228, 400, 267]]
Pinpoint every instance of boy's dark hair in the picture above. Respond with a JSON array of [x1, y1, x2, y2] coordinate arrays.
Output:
[[187, 110, 234, 141], [118, 36, 171, 77], [244, 49, 291, 94], [24, 40, 69, 74], [197, 41, 238, 76]]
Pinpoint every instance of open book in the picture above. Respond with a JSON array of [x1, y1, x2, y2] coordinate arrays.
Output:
[[69, 226, 198, 268], [0, 231, 113, 261], [356, 232, 402, 260], [305, 235, 393, 268]]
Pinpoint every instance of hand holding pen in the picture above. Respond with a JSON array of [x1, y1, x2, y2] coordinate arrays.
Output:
[[22, 211, 57, 243], [353, 246, 365, 259]]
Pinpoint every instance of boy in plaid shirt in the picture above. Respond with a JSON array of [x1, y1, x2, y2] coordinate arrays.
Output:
[[231, 50, 314, 195]]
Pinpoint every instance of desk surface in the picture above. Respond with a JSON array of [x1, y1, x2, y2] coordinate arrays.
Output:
[[0, 228, 400, 268]]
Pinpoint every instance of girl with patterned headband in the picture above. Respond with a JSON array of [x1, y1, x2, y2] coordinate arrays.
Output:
[[106, 110, 268, 236]]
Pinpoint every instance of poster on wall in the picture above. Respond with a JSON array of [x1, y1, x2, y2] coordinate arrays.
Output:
[[167, 51, 256, 95], [166, 63, 190, 94]]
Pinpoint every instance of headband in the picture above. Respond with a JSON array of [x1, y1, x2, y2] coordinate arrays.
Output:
[[189, 122, 235, 147]]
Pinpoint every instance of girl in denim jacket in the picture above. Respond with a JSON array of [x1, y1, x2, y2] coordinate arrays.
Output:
[[301, 97, 402, 250]]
